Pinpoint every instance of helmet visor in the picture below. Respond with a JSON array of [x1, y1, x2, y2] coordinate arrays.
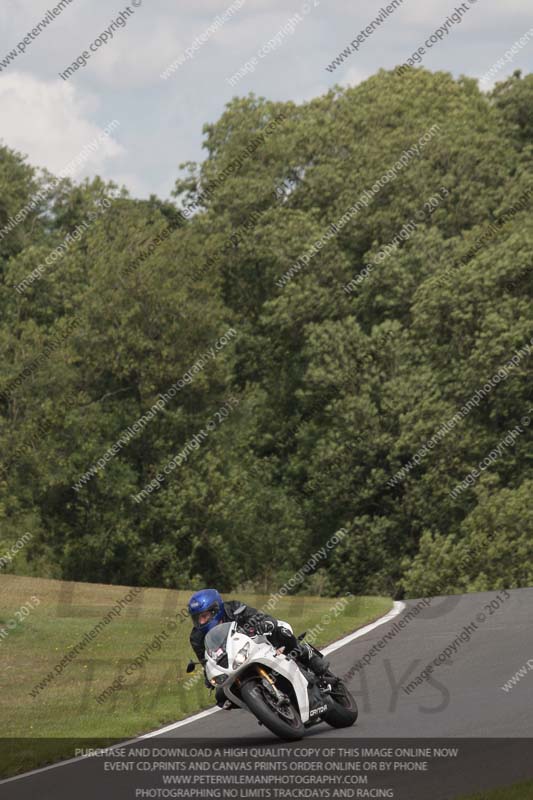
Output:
[[190, 601, 220, 628]]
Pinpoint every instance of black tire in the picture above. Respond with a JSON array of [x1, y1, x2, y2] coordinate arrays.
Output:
[[322, 680, 358, 728], [240, 679, 305, 741]]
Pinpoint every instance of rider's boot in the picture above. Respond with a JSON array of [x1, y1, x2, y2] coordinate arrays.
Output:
[[298, 643, 330, 677]]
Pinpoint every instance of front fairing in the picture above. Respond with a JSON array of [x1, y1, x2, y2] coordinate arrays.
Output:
[[204, 622, 311, 721]]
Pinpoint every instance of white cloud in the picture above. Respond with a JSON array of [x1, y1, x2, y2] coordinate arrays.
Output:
[[1, 0, 532, 199], [0, 72, 123, 178], [68, 10, 181, 90], [340, 65, 370, 88], [108, 170, 150, 198]]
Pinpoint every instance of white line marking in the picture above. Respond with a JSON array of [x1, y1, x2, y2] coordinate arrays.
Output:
[[1, 599, 405, 786], [322, 600, 406, 656]]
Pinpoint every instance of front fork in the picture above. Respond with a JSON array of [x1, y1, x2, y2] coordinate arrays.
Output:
[[256, 665, 286, 703]]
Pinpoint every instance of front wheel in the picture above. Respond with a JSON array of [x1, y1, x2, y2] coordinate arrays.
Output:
[[322, 679, 358, 728], [240, 680, 305, 740]]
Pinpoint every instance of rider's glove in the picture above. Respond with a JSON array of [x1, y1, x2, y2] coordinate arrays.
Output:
[[255, 618, 276, 636], [278, 625, 293, 639]]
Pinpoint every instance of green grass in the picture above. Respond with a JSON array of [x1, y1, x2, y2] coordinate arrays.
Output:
[[458, 781, 533, 799], [0, 574, 391, 777]]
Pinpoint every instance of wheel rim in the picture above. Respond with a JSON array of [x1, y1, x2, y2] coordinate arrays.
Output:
[[259, 685, 301, 728], [330, 682, 352, 708]]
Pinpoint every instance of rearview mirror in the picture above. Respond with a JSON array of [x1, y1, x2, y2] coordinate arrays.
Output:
[[186, 661, 196, 673], [297, 631, 307, 641]]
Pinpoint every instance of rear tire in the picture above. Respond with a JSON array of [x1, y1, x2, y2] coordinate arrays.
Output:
[[322, 680, 358, 728], [241, 680, 305, 741]]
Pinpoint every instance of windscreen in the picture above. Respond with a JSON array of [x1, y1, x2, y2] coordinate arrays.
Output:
[[205, 622, 232, 655]]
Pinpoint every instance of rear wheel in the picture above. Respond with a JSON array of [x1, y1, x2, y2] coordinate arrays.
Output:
[[322, 679, 358, 728], [240, 679, 305, 740]]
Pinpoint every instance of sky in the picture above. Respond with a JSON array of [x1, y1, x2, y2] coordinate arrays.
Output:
[[0, 0, 532, 200]]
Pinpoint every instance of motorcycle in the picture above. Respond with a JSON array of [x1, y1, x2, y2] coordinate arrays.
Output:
[[186, 619, 358, 740]]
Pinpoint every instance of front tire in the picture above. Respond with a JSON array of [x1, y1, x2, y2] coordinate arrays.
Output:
[[322, 680, 358, 728], [241, 680, 305, 741]]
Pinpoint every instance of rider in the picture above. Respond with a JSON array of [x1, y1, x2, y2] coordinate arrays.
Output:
[[188, 588, 330, 708]]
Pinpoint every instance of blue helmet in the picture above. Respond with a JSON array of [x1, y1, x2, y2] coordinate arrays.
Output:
[[188, 588, 225, 632]]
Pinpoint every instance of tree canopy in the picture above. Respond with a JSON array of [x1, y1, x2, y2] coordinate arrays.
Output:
[[1, 68, 532, 597]]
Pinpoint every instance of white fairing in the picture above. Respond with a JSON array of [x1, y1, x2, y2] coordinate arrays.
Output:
[[204, 621, 311, 722]]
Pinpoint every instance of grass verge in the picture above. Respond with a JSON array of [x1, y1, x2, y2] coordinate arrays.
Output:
[[0, 574, 391, 777]]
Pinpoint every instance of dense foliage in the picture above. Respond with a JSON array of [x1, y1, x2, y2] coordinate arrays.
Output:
[[1, 69, 532, 597]]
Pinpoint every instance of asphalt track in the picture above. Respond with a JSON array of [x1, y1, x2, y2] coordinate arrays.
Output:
[[3, 588, 533, 799]]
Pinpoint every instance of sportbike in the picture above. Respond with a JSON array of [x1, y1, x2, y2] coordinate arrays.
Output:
[[187, 619, 358, 740]]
